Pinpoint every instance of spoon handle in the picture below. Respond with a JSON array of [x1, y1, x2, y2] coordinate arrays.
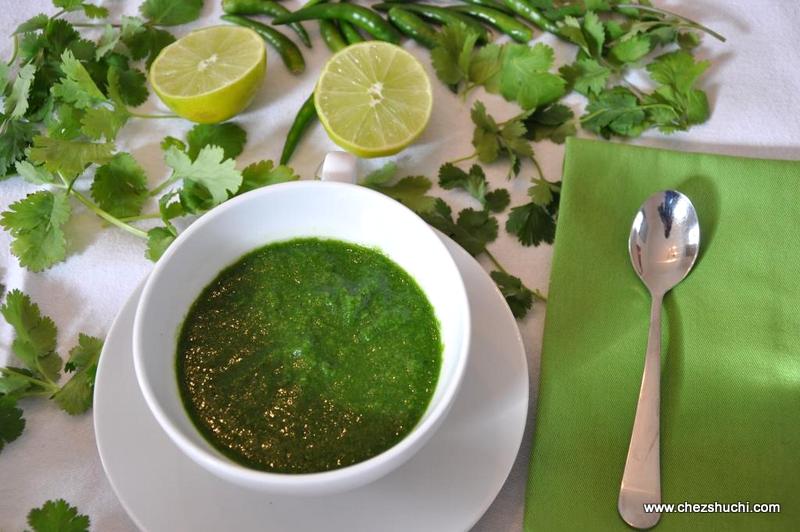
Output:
[[618, 294, 662, 529]]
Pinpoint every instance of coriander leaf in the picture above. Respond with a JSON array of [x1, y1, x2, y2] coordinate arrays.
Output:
[[90, 153, 148, 218], [647, 50, 710, 93], [582, 11, 605, 57], [158, 190, 184, 221], [420, 199, 497, 256], [46, 103, 84, 140], [490, 271, 534, 318], [0, 191, 71, 273], [500, 43, 565, 109], [471, 101, 500, 163], [121, 25, 175, 67], [528, 103, 574, 126], [114, 66, 148, 107], [53, 0, 84, 9], [140, 0, 203, 26], [52, 50, 106, 110], [5, 64, 36, 119], [485, 188, 510, 213], [146, 226, 176, 261], [360, 161, 397, 187], [0, 119, 36, 176], [0, 289, 61, 381], [27, 499, 90, 532], [53, 333, 103, 415], [160, 136, 186, 153], [566, 57, 610, 96], [470, 101, 534, 177], [610, 35, 651, 63], [80, 105, 129, 141], [469, 43, 503, 93], [0, 369, 36, 396], [166, 146, 242, 208], [187, 123, 247, 161], [14, 14, 49, 34], [558, 17, 590, 55], [0, 395, 25, 452], [457, 207, 498, 250], [95, 24, 121, 60], [523, 103, 576, 144], [677, 31, 701, 50], [368, 175, 436, 215], [438, 163, 487, 206], [15, 161, 56, 185], [581, 87, 647, 138], [82, 3, 109, 18], [238, 160, 299, 194], [506, 200, 557, 247], [28, 135, 114, 179], [431, 22, 479, 89]]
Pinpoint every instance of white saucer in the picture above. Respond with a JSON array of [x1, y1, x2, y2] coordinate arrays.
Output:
[[94, 236, 528, 532]]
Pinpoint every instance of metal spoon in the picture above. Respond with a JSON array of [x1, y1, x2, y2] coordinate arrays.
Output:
[[619, 190, 700, 529]]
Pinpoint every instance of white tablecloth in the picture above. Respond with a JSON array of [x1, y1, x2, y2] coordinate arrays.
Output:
[[1, 1, 798, 530]]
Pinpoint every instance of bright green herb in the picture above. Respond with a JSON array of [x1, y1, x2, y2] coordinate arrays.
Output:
[[27, 499, 90, 532], [0, 289, 104, 453], [177, 238, 442, 473]]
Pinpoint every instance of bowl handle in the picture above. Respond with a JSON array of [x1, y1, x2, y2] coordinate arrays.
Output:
[[316, 151, 357, 184]]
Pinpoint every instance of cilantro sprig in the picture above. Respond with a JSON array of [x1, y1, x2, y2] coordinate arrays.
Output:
[[361, 161, 545, 318], [0, 289, 104, 453]]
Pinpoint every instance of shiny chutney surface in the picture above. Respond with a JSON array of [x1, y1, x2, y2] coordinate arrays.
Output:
[[177, 238, 442, 473]]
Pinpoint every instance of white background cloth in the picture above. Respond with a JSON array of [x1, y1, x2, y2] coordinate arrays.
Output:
[[0, 1, 798, 530]]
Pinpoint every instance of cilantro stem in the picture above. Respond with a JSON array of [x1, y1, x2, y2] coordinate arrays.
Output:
[[129, 112, 179, 120], [71, 22, 122, 28], [531, 157, 544, 181], [6, 34, 18, 66], [449, 152, 478, 165], [52, 9, 67, 19], [484, 248, 548, 302], [616, 4, 726, 42], [118, 213, 161, 223], [70, 190, 148, 239], [2, 367, 58, 393], [484, 248, 507, 274], [56, 172, 150, 240], [149, 174, 178, 197]]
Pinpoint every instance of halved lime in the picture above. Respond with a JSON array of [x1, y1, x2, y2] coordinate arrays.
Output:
[[149, 26, 266, 124], [315, 42, 433, 158]]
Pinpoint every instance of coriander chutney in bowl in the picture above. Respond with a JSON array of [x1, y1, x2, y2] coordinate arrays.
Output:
[[133, 179, 470, 495], [177, 238, 442, 473]]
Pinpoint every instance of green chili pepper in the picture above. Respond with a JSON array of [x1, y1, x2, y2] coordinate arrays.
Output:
[[319, 19, 348, 52], [273, 4, 402, 44], [449, 5, 532, 43], [502, 0, 561, 35], [460, 0, 514, 15], [221, 15, 305, 74], [372, 4, 490, 43], [280, 93, 317, 165], [387, 7, 438, 49], [340, 20, 365, 44], [221, 0, 312, 48]]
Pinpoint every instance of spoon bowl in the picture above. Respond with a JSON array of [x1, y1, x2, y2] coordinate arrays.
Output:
[[619, 190, 700, 529], [629, 191, 701, 296]]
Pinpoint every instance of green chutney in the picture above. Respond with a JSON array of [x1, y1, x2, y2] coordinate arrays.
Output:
[[176, 238, 442, 473]]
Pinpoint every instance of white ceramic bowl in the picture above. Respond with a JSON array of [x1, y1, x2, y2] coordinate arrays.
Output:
[[133, 180, 471, 495]]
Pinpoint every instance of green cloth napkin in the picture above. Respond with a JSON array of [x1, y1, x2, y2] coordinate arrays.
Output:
[[524, 138, 800, 531]]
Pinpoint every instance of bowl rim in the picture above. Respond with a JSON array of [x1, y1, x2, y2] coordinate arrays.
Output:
[[132, 180, 472, 490]]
